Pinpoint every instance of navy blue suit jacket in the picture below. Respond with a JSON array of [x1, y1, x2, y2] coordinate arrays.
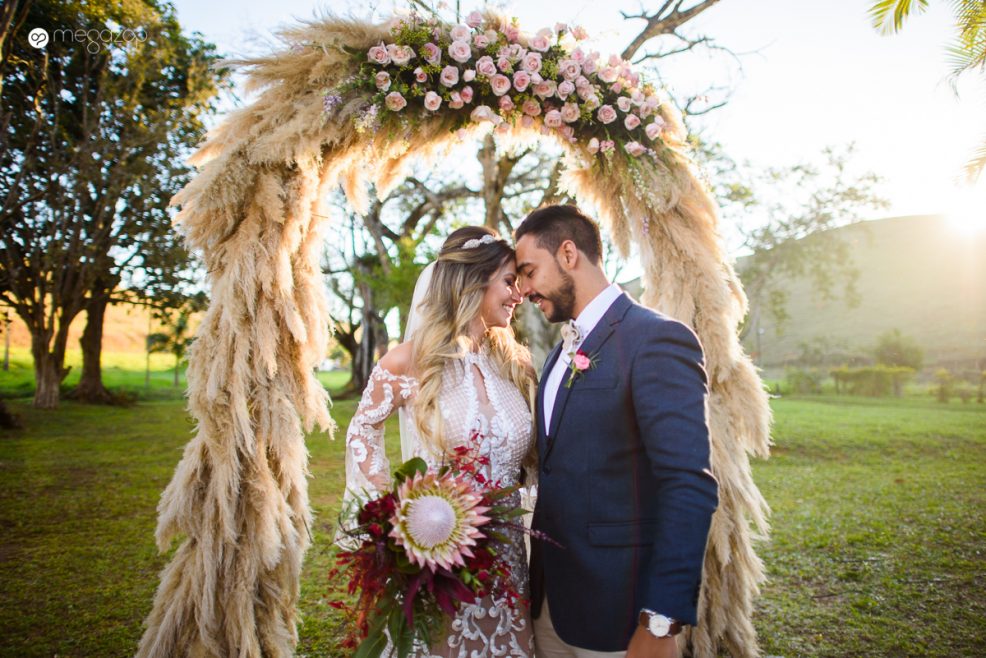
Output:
[[529, 293, 718, 652]]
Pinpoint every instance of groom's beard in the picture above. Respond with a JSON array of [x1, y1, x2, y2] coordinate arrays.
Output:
[[542, 266, 576, 323]]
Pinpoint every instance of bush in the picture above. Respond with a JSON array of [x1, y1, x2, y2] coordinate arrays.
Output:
[[935, 368, 954, 403], [831, 365, 915, 397], [785, 367, 824, 394]]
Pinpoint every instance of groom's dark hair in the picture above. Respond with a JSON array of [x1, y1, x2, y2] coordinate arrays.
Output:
[[514, 204, 603, 265]]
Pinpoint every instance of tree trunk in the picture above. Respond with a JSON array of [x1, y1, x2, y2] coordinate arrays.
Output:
[[32, 342, 66, 409], [68, 292, 114, 403], [173, 352, 180, 387]]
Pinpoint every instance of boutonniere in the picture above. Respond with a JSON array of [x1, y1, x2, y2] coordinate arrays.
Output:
[[565, 348, 599, 388]]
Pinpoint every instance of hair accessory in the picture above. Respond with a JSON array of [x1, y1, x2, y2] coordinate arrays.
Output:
[[462, 234, 497, 250]]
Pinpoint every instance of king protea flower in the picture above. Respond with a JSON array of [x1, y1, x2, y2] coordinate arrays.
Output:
[[390, 471, 490, 572]]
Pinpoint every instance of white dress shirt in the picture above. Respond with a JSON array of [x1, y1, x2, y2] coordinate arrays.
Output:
[[542, 283, 622, 432]]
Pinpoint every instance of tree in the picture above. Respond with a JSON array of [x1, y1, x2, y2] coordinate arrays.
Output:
[[873, 328, 924, 370], [0, 0, 226, 408], [869, 0, 986, 180], [716, 145, 889, 344], [146, 294, 205, 388]]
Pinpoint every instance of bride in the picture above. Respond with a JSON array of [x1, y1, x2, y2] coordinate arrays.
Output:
[[343, 225, 538, 657]]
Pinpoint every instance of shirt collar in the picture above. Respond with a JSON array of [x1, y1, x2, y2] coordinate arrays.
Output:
[[573, 283, 622, 341]]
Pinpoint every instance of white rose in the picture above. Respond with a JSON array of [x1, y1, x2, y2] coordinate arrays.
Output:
[[463, 69, 476, 82], [450, 24, 471, 42], [388, 44, 415, 67], [617, 96, 632, 113], [374, 71, 391, 91], [587, 137, 600, 154], [413, 67, 427, 83], [448, 40, 472, 64], [471, 104, 501, 124], [424, 91, 442, 111]]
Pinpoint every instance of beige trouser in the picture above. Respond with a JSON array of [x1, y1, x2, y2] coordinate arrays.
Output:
[[533, 597, 626, 657]]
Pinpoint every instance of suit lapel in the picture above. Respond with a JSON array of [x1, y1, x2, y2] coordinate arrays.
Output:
[[538, 343, 564, 443], [544, 293, 634, 461]]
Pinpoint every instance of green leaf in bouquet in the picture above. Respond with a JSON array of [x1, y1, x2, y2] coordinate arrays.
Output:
[[353, 610, 390, 658], [395, 457, 428, 482], [388, 608, 415, 658]]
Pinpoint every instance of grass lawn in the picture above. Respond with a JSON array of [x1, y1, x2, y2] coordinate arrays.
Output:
[[0, 392, 983, 657]]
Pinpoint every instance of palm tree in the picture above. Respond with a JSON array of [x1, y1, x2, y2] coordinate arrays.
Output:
[[869, 0, 986, 180]]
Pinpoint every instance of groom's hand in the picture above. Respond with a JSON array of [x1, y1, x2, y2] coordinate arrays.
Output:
[[626, 625, 680, 658]]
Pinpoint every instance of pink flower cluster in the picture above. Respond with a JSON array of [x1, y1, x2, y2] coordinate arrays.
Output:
[[361, 13, 670, 158]]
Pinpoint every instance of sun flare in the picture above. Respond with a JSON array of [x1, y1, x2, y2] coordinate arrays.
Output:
[[945, 181, 986, 236]]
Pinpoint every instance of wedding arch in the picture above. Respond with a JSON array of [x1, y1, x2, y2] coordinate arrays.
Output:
[[136, 12, 771, 658]]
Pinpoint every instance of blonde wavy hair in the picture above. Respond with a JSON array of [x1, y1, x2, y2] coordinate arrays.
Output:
[[410, 226, 536, 455]]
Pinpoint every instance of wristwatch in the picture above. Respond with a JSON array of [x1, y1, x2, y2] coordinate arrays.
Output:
[[639, 609, 683, 638]]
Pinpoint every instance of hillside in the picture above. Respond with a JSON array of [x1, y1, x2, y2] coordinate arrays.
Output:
[[740, 215, 986, 369]]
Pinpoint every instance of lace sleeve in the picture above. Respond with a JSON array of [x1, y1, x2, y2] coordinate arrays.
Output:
[[344, 365, 417, 498]]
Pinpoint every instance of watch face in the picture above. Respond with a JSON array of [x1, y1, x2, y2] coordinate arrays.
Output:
[[648, 615, 671, 637]]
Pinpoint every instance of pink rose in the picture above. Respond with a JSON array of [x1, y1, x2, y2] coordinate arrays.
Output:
[[559, 59, 581, 80], [600, 139, 615, 153], [500, 43, 526, 62], [513, 70, 531, 92], [532, 79, 556, 99], [561, 102, 580, 123], [490, 73, 512, 96], [617, 96, 632, 113], [413, 67, 427, 83], [423, 91, 442, 111], [598, 66, 619, 83], [440, 65, 459, 87], [504, 25, 521, 42], [575, 75, 590, 89], [587, 137, 600, 154], [499, 95, 515, 112], [610, 82, 624, 94], [466, 11, 483, 29], [608, 54, 622, 67], [624, 113, 641, 130], [582, 56, 597, 74], [521, 98, 541, 116], [367, 44, 390, 65], [449, 92, 464, 109], [596, 104, 617, 124], [627, 72, 640, 87], [497, 56, 513, 73], [448, 40, 472, 63], [573, 352, 591, 370], [530, 34, 551, 52], [384, 91, 407, 111], [572, 26, 589, 41], [645, 118, 666, 140], [571, 48, 585, 63], [544, 109, 563, 128], [582, 93, 600, 110], [473, 33, 490, 49], [557, 80, 575, 100], [625, 141, 646, 156], [485, 29, 498, 42], [577, 83, 595, 101], [470, 104, 501, 124], [521, 51, 542, 73], [460, 85, 474, 103], [450, 24, 471, 42], [421, 42, 441, 66], [463, 69, 476, 82], [387, 44, 415, 67], [555, 23, 568, 34], [476, 56, 497, 77], [374, 71, 391, 91]]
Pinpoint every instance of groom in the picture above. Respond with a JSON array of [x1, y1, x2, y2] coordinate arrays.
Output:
[[515, 205, 719, 658]]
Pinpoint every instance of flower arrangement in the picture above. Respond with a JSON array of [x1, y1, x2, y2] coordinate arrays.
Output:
[[565, 348, 599, 388], [328, 11, 670, 161], [331, 443, 536, 658]]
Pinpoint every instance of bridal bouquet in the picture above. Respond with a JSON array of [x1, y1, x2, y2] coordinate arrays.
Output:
[[331, 443, 531, 658]]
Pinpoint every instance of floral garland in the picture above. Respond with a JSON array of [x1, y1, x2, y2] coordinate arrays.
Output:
[[324, 11, 671, 161]]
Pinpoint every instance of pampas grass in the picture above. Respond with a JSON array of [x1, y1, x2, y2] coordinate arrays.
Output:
[[138, 12, 771, 658]]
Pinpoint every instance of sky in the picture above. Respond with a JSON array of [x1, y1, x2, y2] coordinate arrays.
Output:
[[166, 0, 986, 233]]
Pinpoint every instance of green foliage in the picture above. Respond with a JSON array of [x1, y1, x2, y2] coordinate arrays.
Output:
[[784, 367, 825, 395], [872, 328, 924, 371], [830, 365, 915, 397], [935, 368, 955, 402]]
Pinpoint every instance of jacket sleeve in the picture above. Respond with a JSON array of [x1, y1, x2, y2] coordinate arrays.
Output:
[[630, 319, 719, 626]]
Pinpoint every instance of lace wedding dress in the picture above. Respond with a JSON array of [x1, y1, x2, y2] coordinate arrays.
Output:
[[344, 346, 536, 657]]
